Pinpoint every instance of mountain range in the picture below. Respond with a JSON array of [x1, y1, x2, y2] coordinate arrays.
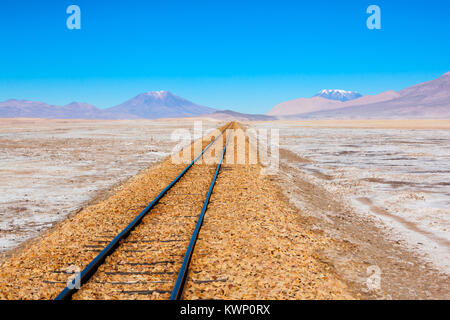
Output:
[[0, 91, 215, 120], [268, 72, 450, 119], [1, 72, 449, 120]]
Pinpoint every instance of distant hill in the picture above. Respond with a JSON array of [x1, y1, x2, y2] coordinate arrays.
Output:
[[268, 72, 450, 119], [268, 89, 365, 116], [107, 91, 216, 119], [268, 96, 342, 116], [0, 100, 119, 119], [0, 91, 215, 119], [201, 110, 276, 121], [268, 90, 399, 117]]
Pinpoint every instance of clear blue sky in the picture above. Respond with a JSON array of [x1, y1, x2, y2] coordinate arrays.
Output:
[[0, 0, 449, 113]]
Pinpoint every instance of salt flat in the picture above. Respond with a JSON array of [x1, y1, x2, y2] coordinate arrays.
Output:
[[0, 118, 220, 253], [250, 120, 450, 276]]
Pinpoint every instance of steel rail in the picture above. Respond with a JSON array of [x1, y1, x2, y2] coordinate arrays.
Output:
[[54, 123, 231, 300], [170, 125, 232, 300]]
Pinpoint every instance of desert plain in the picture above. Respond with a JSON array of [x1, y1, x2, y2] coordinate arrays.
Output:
[[0, 118, 448, 299]]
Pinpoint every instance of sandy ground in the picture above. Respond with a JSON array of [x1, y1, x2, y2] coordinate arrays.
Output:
[[248, 120, 450, 299], [0, 118, 220, 254]]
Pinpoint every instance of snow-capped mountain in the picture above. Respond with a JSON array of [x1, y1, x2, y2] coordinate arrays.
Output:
[[314, 89, 362, 102]]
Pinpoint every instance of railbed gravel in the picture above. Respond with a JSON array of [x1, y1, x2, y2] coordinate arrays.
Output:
[[182, 124, 353, 299], [0, 122, 353, 299]]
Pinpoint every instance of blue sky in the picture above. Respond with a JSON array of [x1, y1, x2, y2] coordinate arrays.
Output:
[[0, 0, 449, 113]]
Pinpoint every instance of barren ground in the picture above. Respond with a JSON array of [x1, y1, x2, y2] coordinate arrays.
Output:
[[0, 122, 352, 300], [0, 118, 448, 299], [0, 118, 219, 254], [248, 119, 450, 299]]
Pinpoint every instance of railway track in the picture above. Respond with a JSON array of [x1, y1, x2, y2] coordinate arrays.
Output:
[[0, 120, 356, 300], [55, 122, 235, 300]]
